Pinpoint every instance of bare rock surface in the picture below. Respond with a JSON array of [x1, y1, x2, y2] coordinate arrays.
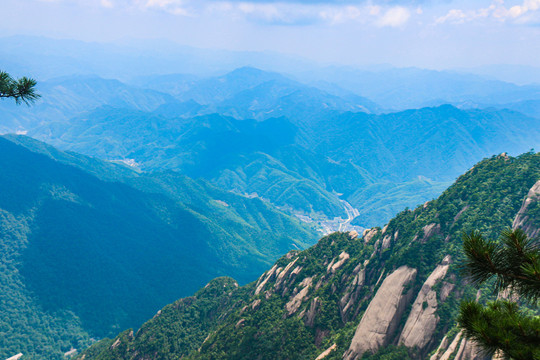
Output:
[[316, 344, 337, 360], [431, 331, 487, 360], [304, 297, 320, 327], [285, 276, 313, 315], [512, 179, 540, 238], [275, 258, 299, 289], [399, 256, 452, 351], [422, 223, 441, 242], [327, 251, 350, 273], [453, 337, 484, 360], [343, 266, 417, 360], [435, 331, 463, 360], [363, 228, 378, 243], [381, 235, 392, 250], [255, 264, 278, 295], [6, 354, 23, 360]]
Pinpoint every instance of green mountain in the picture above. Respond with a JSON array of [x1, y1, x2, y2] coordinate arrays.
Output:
[[77, 151, 540, 360], [3, 67, 540, 229], [0, 136, 317, 360], [26, 100, 540, 227]]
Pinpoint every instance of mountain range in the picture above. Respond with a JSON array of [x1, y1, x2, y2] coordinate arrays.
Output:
[[2, 66, 539, 229]]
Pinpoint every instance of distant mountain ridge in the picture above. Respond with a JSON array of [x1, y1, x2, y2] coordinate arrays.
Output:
[[296, 66, 540, 111]]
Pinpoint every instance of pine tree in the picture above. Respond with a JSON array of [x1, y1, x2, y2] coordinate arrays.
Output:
[[458, 228, 540, 360], [0, 71, 40, 105]]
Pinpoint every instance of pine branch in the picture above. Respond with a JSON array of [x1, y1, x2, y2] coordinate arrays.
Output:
[[0, 70, 40, 105], [459, 300, 540, 360], [462, 229, 540, 301]]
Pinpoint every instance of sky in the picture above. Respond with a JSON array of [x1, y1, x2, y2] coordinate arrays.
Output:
[[1, 0, 539, 69]]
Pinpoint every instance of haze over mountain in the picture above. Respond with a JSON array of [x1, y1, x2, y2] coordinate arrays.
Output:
[[3, 35, 540, 111]]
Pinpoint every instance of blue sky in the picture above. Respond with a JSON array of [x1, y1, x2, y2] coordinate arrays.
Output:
[[1, 0, 539, 69]]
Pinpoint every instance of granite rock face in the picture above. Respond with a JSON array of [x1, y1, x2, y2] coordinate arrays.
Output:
[[399, 255, 452, 353], [343, 266, 417, 360], [513, 180, 540, 238], [430, 331, 490, 360]]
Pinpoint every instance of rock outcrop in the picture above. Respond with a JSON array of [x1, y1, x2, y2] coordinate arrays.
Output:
[[303, 297, 320, 327], [254, 264, 279, 295], [399, 256, 452, 352], [316, 344, 337, 360], [512, 179, 540, 239], [363, 228, 379, 243], [421, 223, 441, 242], [285, 276, 313, 315], [327, 251, 350, 273], [6, 354, 23, 360], [430, 331, 488, 360], [343, 266, 417, 360]]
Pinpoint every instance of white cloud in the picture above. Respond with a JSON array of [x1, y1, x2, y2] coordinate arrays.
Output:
[[121, 0, 193, 16], [31, 0, 415, 26], [508, 0, 540, 17], [319, 6, 367, 24], [236, 3, 286, 22], [377, 6, 410, 27], [204, 2, 413, 27], [101, 0, 114, 8], [436, 0, 540, 25], [435, 8, 466, 24]]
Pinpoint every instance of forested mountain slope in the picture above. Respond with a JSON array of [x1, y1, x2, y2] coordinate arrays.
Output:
[[0, 136, 317, 360], [78, 151, 540, 360]]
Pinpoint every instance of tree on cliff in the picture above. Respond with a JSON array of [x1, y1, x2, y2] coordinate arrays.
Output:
[[458, 228, 540, 360], [0, 71, 40, 105]]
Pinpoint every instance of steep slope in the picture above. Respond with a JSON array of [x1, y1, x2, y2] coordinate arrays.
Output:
[[29, 110, 363, 219], [77, 151, 540, 360], [0, 137, 317, 360]]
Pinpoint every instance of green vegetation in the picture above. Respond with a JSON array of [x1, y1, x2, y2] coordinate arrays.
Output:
[[81, 277, 248, 360], [458, 229, 540, 359]]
